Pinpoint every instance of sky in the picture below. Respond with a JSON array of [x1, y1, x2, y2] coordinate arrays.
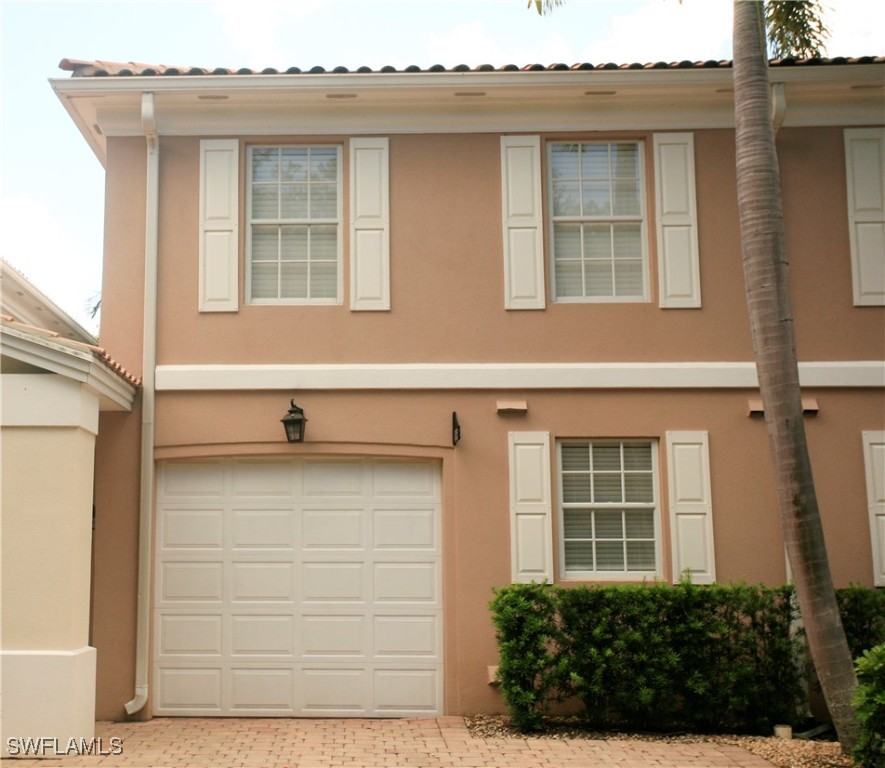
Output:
[[0, 0, 882, 335]]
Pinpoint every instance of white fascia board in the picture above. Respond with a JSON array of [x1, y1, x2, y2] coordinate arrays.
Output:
[[155, 361, 884, 391], [1, 327, 137, 410]]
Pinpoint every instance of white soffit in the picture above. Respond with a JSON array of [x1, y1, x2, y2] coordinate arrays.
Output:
[[154, 361, 885, 392], [51, 64, 885, 164]]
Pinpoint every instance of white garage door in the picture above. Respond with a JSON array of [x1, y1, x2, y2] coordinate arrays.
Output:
[[153, 458, 442, 716]]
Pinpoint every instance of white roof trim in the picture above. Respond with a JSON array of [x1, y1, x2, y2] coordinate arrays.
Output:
[[1, 324, 137, 411], [155, 361, 885, 391]]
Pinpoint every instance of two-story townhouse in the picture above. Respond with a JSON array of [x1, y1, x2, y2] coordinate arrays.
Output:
[[48, 56, 884, 723]]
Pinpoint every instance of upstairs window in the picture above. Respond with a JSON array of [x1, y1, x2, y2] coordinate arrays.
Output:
[[247, 145, 342, 304], [549, 141, 648, 302], [558, 440, 660, 579]]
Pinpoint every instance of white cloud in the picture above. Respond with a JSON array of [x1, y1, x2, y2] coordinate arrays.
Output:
[[426, 20, 575, 68], [825, 0, 885, 57], [0, 195, 101, 333], [580, 0, 733, 65], [212, 0, 330, 69]]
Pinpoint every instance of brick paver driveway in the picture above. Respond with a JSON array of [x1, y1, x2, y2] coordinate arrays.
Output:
[[3, 717, 777, 767]]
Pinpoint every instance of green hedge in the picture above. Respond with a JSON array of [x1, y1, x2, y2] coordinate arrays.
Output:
[[852, 643, 885, 768], [490, 582, 883, 734]]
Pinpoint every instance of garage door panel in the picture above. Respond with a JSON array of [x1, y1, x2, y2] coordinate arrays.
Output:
[[231, 615, 296, 656], [302, 562, 366, 602], [373, 562, 437, 603], [374, 615, 438, 658], [161, 462, 225, 497], [158, 615, 224, 656], [301, 615, 367, 658], [160, 562, 224, 602], [232, 461, 295, 496], [300, 668, 367, 714], [155, 458, 442, 717], [302, 509, 364, 549], [373, 508, 436, 549], [374, 669, 439, 712], [156, 668, 223, 712], [230, 668, 294, 711], [232, 508, 294, 549], [372, 462, 438, 497], [231, 562, 294, 602], [302, 461, 363, 496], [160, 509, 224, 550]]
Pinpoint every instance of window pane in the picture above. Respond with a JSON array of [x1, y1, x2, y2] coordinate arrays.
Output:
[[550, 144, 580, 180], [625, 473, 654, 503], [596, 541, 625, 571], [552, 181, 580, 216], [309, 147, 338, 182], [626, 541, 656, 571], [554, 223, 582, 259], [565, 541, 594, 570], [252, 227, 279, 261], [310, 226, 337, 261], [280, 148, 308, 182], [623, 443, 652, 471], [251, 263, 278, 299], [280, 184, 308, 219], [614, 260, 644, 297], [581, 144, 610, 179], [554, 261, 583, 298], [594, 474, 623, 503], [613, 224, 641, 259], [595, 510, 623, 539], [612, 179, 641, 216], [611, 143, 639, 178], [562, 473, 592, 503], [582, 181, 611, 216], [280, 262, 308, 299], [252, 148, 279, 181], [563, 509, 593, 539], [593, 445, 622, 472], [310, 183, 338, 218], [310, 262, 337, 299], [583, 225, 612, 260], [561, 444, 590, 472], [280, 226, 307, 261], [625, 510, 655, 539], [252, 184, 279, 219], [584, 262, 614, 297]]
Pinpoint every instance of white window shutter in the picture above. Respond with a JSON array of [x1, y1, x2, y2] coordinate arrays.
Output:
[[666, 431, 716, 584], [199, 139, 239, 312], [350, 137, 390, 310], [863, 431, 885, 586], [508, 431, 554, 583], [501, 136, 545, 310], [844, 128, 885, 306], [654, 133, 701, 308]]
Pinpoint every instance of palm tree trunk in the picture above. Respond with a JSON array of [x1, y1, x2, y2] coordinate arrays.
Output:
[[731, 0, 858, 752]]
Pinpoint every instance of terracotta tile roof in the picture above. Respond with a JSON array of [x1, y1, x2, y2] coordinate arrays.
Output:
[[58, 56, 885, 78], [0, 313, 142, 388]]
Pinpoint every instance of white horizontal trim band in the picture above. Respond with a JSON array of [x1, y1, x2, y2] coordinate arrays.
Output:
[[155, 361, 884, 391]]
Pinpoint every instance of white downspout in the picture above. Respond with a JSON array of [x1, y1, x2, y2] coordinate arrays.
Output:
[[125, 91, 159, 716], [771, 82, 787, 135]]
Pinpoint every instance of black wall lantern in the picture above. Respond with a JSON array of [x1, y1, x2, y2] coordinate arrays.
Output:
[[452, 411, 461, 446], [281, 400, 308, 443]]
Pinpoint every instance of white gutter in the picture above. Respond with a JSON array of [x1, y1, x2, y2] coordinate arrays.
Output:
[[125, 92, 158, 717]]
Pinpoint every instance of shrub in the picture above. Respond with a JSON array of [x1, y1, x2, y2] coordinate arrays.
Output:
[[852, 643, 885, 768], [489, 582, 560, 731], [836, 586, 885, 658], [490, 582, 803, 734]]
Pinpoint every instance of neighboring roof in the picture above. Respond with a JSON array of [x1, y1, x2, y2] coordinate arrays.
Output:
[[1, 259, 97, 345], [1, 314, 140, 411], [1, 262, 139, 410], [57, 55, 885, 77]]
